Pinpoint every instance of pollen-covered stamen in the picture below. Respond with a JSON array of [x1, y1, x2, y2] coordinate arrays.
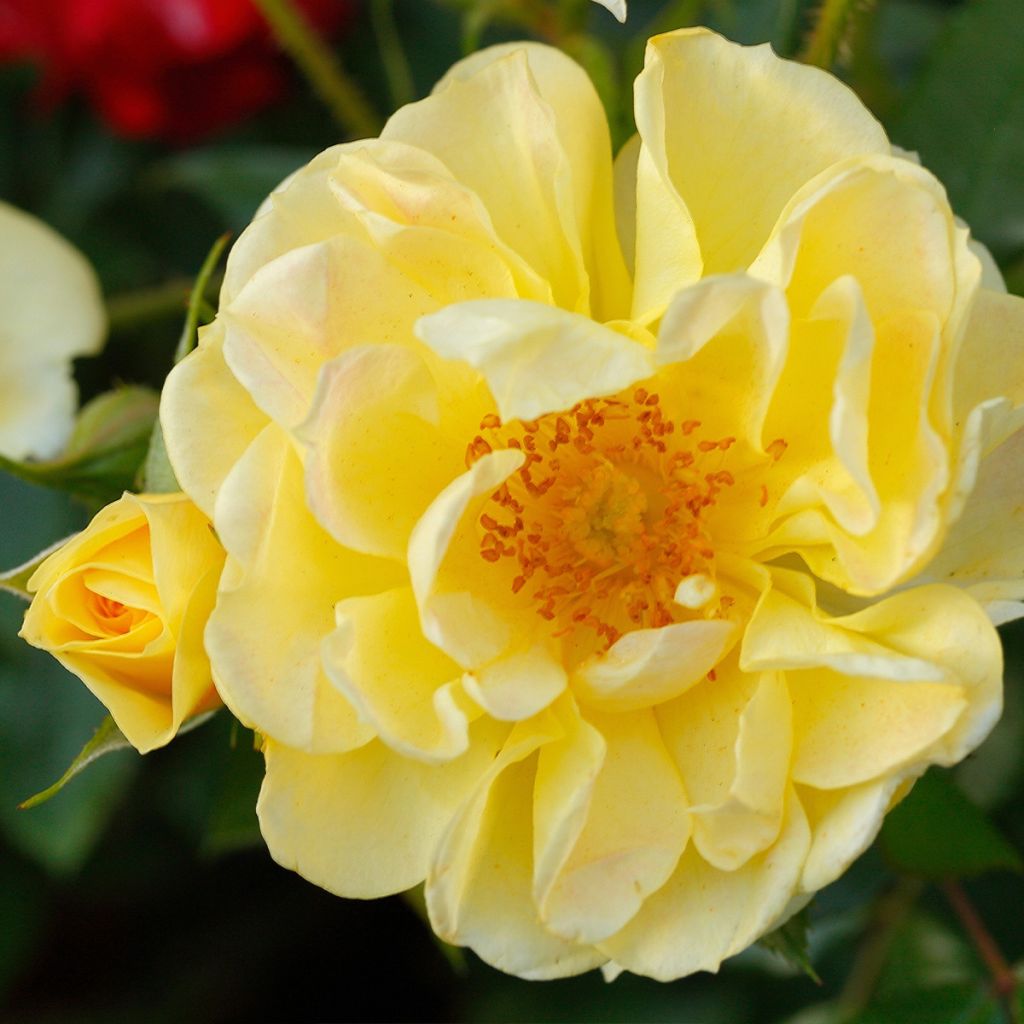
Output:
[[464, 387, 793, 650]]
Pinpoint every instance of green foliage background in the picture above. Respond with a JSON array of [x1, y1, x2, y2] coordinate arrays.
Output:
[[1, 0, 1022, 1020]]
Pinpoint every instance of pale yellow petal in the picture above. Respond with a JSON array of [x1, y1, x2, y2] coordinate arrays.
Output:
[[922, 426, 1024, 613], [535, 707, 689, 944], [798, 775, 909, 892], [761, 275, 879, 538], [655, 274, 789, 451], [659, 661, 790, 870], [258, 719, 507, 899], [408, 448, 523, 667], [951, 288, 1024, 451], [322, 587, 473, 762], [386, 44, 629, 318], [572, 618, 737, 712], [426, 713, 606, 979], [598, 789, 810, 980], [298, 345, 466, 560], [415, 299, 654, 424], [209, 425, 400, 752], [788, 669, 965, 789], [464, 643, 567, 721], [635, 29, 887, 282], [160, 322, 268, 520], [612, 134, 640, 278], [221, 235, 435, 427]]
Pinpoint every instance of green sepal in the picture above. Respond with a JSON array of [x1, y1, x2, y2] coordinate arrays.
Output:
[[142, 421, 180, 494], [0, 386, 158, 503], [758, 907, 822, 984], [0, 534, 76, 601], [19, 716, 133, 810], [19, 710, 218, 810]]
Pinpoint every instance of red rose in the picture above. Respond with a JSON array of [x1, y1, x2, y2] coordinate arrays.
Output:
[[0, 0, 355, 142]]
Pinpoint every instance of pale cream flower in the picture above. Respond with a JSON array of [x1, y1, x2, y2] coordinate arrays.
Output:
[[21, 493, 225, 753], [0, 202, 105, 460], [161, 30, 1021, 979]]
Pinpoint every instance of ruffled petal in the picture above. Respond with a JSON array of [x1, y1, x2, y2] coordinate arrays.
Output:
[[632, 29, 886, 301], [799, 775, 909, 892], [322, 587, 474, 762], [161, 322, 268, 519], [655, 274, 789, 452], [659, 660, 790, 870], [534, 706, 689, 944], [258, 718, 507, 899], [385, 43, 629, 318], [408, 448, 524, 667], [742, 574, 1002, 787], [921, 425, 1024, 618], [572, 618, 737, 712], [209, 425, 401, 752], [598, 788, 810, 980], [463, 643, 567, 721], [416, 299, 654, 424], [426, 712, 607, 979], [298, 344, 469, 560]]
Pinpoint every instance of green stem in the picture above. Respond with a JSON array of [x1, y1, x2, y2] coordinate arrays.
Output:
[[836, 876, 925, 1022], [174, 233, 231, 365], [800, 0, 873, 69], [371, 0, 416, 108], [252, 0, 381, 138]]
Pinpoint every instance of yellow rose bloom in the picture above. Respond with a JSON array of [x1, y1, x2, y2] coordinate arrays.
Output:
[[21, 493, 225, 754], [161, 29, 1021, 979], [0, 201, 106, 460]]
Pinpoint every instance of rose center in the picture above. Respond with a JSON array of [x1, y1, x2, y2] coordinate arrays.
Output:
[[466, 388, 786, 650]]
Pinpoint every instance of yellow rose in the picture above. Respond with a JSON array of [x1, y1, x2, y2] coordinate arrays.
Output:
[[0, 201, 106, 460], [20, 493, 225, 754], [161, 29, 1021, 979]]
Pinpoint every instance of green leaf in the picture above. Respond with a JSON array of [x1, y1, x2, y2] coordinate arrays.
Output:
[[18, 716, 133, 810], [881, 770, 1023, 879], [893, 0, 1024, 262], [0, 386, 159, 502], [759, 907, 822, 983]]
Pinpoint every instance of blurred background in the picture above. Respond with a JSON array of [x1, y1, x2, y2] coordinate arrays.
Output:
[[1, 0, 1022, 1021]]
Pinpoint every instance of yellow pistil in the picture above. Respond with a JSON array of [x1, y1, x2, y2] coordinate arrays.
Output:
[[465, 387, 789, 650]]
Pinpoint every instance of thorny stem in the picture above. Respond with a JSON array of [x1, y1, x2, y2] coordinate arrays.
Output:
[[836, 876, 925, 1022], [942, 879, 1020, 1024], [252, 0, 381, 139]]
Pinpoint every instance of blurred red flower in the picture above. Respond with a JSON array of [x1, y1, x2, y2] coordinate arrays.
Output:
[[0, 0, 355, 142]]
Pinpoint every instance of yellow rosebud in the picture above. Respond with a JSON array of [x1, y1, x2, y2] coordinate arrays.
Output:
[[160, 29, 1022, 980], [0, 201, 106, 461], [20, 493, 225, 753]]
